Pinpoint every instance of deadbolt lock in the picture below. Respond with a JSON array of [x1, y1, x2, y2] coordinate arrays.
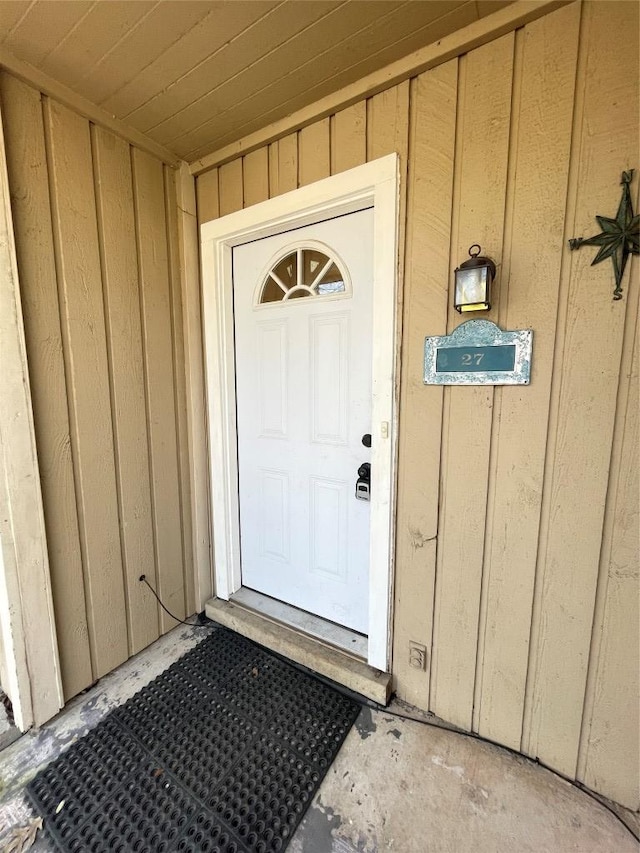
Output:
[[355, 462, 371, 501]]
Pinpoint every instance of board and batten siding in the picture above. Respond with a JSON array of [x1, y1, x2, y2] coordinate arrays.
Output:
[[0, 72, 194, 701], [195, 1, 639, 811]]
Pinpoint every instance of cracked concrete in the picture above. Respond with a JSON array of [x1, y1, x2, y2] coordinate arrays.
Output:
[[289, 711, 638, 853]]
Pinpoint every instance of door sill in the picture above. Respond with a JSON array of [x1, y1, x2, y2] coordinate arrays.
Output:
[[231, 588, 368, 659], [204, 595, 391, 706]]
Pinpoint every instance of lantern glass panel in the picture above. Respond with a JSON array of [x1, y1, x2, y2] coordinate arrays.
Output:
[[455, 267, 488, 311]]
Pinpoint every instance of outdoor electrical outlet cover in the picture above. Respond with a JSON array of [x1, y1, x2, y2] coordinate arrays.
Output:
[[409, 642, 427, 670]]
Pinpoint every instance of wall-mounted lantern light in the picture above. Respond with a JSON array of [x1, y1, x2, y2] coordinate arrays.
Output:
[[454, 244, 496, 313]]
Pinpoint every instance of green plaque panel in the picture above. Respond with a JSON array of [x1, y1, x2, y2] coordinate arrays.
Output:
[[435, 345, 516, 373], [424, 320, 533, 386]]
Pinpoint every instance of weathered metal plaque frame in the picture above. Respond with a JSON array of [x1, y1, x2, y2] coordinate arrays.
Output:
[[424, 319, 533, 385]]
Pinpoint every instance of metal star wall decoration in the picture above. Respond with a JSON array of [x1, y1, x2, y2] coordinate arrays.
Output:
[[569, 170, 639, 300]]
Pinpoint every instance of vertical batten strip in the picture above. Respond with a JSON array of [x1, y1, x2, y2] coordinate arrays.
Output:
[[268, 142, 279, 197], [577, 269, 639, 808], [242, 147, 269, 207], [430, 33, 514, 730], [330, 102, 367, 175], [522, 0, 638, 778], [178, 163, 213, 609], [0, 73, 92, 700], [393, 64, 457, 708], [219, 159, 243, 215], [521, 6, 589, 760], [131, 147, 162, 635], [431, 51, 466, 714], [275, 133, 298, 195], [91, 125, 159, 656], [92, 127, 159, 654], [90, 124, 131, 655], [131, 148, 186, 632], [164, 163, 195, 617], [475, 3, 582, 748], [43, 97, 128, 680], [471, 26, 523, 734], [298, 119, 330, 187], [0, 80, 63, 727], [366, 83, 410, 163], [192, 165, 218, 607], [196, 168, 220, 225]]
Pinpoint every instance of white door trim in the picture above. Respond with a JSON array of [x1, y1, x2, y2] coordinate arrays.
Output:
[[200, 154, 399, 671]]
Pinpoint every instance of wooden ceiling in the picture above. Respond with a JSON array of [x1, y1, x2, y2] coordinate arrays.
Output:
[[0, 1, 513, 162]]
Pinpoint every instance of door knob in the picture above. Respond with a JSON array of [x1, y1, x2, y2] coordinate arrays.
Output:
[[362, 433, 371, 448]]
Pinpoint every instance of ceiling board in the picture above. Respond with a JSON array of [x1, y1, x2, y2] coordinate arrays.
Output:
[[0, 0, 516, 162], [2, 1, 95, 67], [173, 0, 479, 159], [127, 0, 345, 133], [101, 1, 279, 118], [137, 1, 407, 142], [0, 2, 32, 37], [77, 2, 216, 105], [39, 1, 156, 82]]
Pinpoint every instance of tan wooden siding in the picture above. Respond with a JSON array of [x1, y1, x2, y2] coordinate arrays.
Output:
[[395, 62, 457, 710], [131, 148, 186, 632], [194, 1, 638, 810], [165, 165, 196, 619], [521, 1, 638, 807], [1, 72, 191, 701], [474, 5, 581, 750], [431, 30, 515, 732], [577, 281, 639, 807], [0, 73, 91, 699]]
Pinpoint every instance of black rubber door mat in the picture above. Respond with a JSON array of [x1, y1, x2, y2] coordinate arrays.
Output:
[[27, 628, 360, 853]]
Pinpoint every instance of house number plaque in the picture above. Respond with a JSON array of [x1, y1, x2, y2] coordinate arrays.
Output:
[[424, 319, 533, 386]]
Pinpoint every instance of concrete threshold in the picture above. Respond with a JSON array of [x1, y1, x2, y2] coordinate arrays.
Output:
[[204, 597, 392, 706]]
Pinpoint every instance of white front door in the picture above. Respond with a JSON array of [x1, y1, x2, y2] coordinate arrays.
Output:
[[233, 209, 373, 633]]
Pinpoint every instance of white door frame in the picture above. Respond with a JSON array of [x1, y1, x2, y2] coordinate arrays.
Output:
[[200, 154, 399, 671]]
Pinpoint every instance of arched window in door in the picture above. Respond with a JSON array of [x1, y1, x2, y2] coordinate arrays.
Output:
[[258, 245, 350, 304]]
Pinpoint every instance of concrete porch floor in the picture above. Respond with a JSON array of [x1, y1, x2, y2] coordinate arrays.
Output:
[[0, 624, 637, 852]]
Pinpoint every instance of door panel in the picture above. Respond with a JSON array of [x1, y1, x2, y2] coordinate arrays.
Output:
[[310, 476, 348, 581], [311, 313, 349, 444], [257, 320, 288, 438], [233, 209, 373, 633]]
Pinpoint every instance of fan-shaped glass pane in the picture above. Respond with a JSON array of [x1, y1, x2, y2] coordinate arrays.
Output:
[[272, 254, 296, 288], [316, 262, 345, 295], [302, 250, 328, 285], [261, 277, 285, 303]]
